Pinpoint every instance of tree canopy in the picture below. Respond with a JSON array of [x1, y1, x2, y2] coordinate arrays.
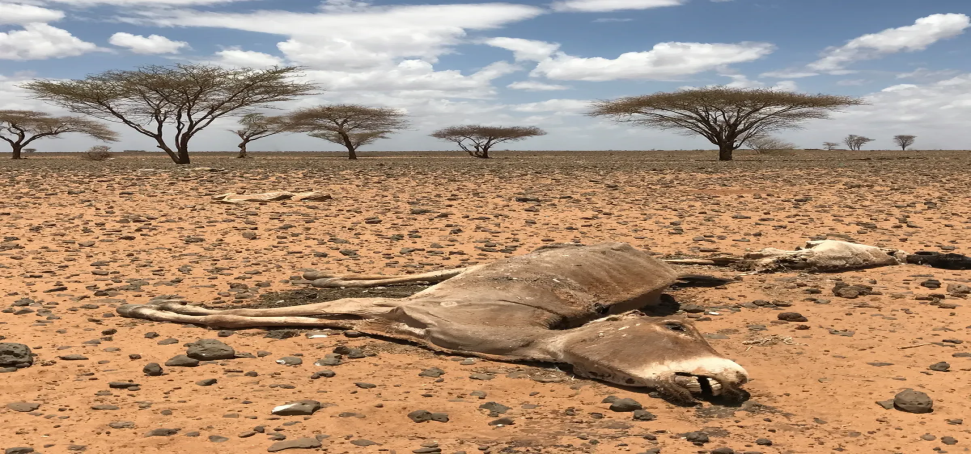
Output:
[[288, 104, 408, 160], [0, 110, 117, 159], [844, 134, 873, 151], [587, 87, 864, 161], [430, 125, 546, 158], [893, 134, 916, 151], [22, 64, 316, 164], [232, 113, 294, 158]]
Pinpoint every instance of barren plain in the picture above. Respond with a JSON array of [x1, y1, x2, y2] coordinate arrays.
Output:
[[1, 149, 969, 454]]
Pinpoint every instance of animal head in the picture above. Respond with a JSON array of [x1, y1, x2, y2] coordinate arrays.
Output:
[[550, 313, 749, 404]]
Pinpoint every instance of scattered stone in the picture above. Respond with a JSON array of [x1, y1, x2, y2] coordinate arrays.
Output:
[[489, 417, 514, 426], [276, 356, 303, 366], [0, 343, 33, 369], [685, 431, 710, 445], [632, 409, 656, 421], [929, 362, 950, 372], [209, 435, 229, 443], [894, 389, 933, 414], [143, 363, 163, 376], [164, 355, 199, 367], [609, 398, 643, 412], [186, 339, 236, 361], [267, 437, 322, 452], [777, 312, 808, 322], [145, 428, 180, 437], [196, 378, 217, 386], [419, 367, 445, 378], [6, 402, 40, 412]]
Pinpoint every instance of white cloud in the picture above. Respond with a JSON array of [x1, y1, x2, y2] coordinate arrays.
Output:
[[212, 48, 284, 68], [759, 69, 819, 79], [896, 67, 960, 80], [0, 3, 64, 25], [485, 37, 560, 62], [108, 32, 187, 54], [809, 13, 970, 72], [0, 23, 98, 60], [42, 0, 250, 5], [551, 0, 684, 12], [712, 74, 797, 91], [300, 59, 519, 98], [532, 41, 775, 81], [511, 98, 591, 113], [507, 80, 570, 91], [131, 3, 544, 70]]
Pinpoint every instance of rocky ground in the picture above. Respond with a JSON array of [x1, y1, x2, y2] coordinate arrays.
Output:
[[0, 149, 969, 454]]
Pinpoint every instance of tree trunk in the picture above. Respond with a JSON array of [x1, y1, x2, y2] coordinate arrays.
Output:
[[10, 143, 23, 160], [718, 143, 734, 161], [345, 144, 357, 160], [477, 146, 491, 159], [237, 141, 248, 159], [175, 146, 191, 165]]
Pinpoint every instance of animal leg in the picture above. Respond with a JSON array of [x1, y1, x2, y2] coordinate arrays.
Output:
[[306, 268, 470, 288], [117, 304, 359, 329], [123, 297, 400, 319]]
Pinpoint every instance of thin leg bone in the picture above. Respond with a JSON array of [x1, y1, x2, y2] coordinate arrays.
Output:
[[310, 268, 469, 288], [146, 297, 400, 318], [118, 305, 358, 329]]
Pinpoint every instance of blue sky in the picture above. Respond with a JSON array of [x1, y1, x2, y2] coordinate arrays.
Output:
[[1, 0, 970, 152]]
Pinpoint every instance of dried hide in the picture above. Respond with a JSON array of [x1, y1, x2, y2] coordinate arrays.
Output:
[[744, 240, 906, 272], [212, 191, 333, 204]]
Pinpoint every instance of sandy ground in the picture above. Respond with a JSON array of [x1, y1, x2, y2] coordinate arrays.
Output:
[[0, 150, 969, 454]]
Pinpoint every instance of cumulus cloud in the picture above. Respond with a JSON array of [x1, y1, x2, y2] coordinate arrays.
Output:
[[0, 23, 98, 60], [511, 98, 592, 113], [129, 3, 544, 70], [507, 80, 570, 91], [551, 0, 684, 12], [109, 32, 188, 54], [301, 60, 520, 98], [809, 13, 970, 72], [531, 41, 775, 81], [0, 3, 65, 24], [212, 48, 284, 68], [485, 37, 560, 62]]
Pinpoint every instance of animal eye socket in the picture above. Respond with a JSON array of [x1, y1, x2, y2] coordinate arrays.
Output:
[[666, 323, 686, 332]]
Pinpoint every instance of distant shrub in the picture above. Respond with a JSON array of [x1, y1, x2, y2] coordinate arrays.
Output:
[[81, 145, 112, 161], [23, 148, 37, 154]]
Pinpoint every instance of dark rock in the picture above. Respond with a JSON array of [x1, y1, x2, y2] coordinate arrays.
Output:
[[832, 282, 873, 299], [777, 312, 808, 322], [488, 417, 514, 426], [209, 435, 229, 443], [196, 378, 217, 386], [6, 402, 40, 412], [108, 421, 135, 429], [921, 279, 942, 290], [143, 363, 163, 376], [479, 402, 510, 415], [164, 355, 199, 367], [59, 354, 88, 361], [267, 437, 322, 452], [354, 382, 376, 389], [894, 389, 933, 414], [5, 448, 35, 454], [145, 428, 180, 437], [632, 409, 656, 421], [685, 431, 710, 444], [186, 339, 235, 361], [310, 370, 335, 379], [419, 367, 445, 378], [276, 356, 302, 366], [941, 436, 958, 445], [609, 398, 643, 412], [929, 362, 950, 372], [755, 438, 773, 446], [349, 439, 377, 446], [710, 448, 735, 454]]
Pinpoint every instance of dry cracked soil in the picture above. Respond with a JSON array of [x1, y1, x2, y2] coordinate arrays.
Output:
[[0, 149, 969, 454]]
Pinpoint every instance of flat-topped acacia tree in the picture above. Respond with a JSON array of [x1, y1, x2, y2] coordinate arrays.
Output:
[[288, 104, 409, 160], [22, 64, 316, 164], [232, 113, 294, 159], [0, 110, 117, 159], [588, 87, 864, 161], [430, 125, 546, 159]]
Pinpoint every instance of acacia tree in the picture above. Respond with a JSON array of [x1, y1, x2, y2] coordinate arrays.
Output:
[[22, 64, 316, 165], [744, 134, 797, 154], [844, 134, 873, 151], [0, 110, 117, 159], [893, 134, 916, 151], [233, 113, 293, 158], [288, 104, 408, 160], [430, 125, 546, 159], [823, 141, 839, 151], [588, 87, 864, 161]]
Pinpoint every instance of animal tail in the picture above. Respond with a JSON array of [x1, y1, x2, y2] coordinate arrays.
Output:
[[674, 274, 734, 287]]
